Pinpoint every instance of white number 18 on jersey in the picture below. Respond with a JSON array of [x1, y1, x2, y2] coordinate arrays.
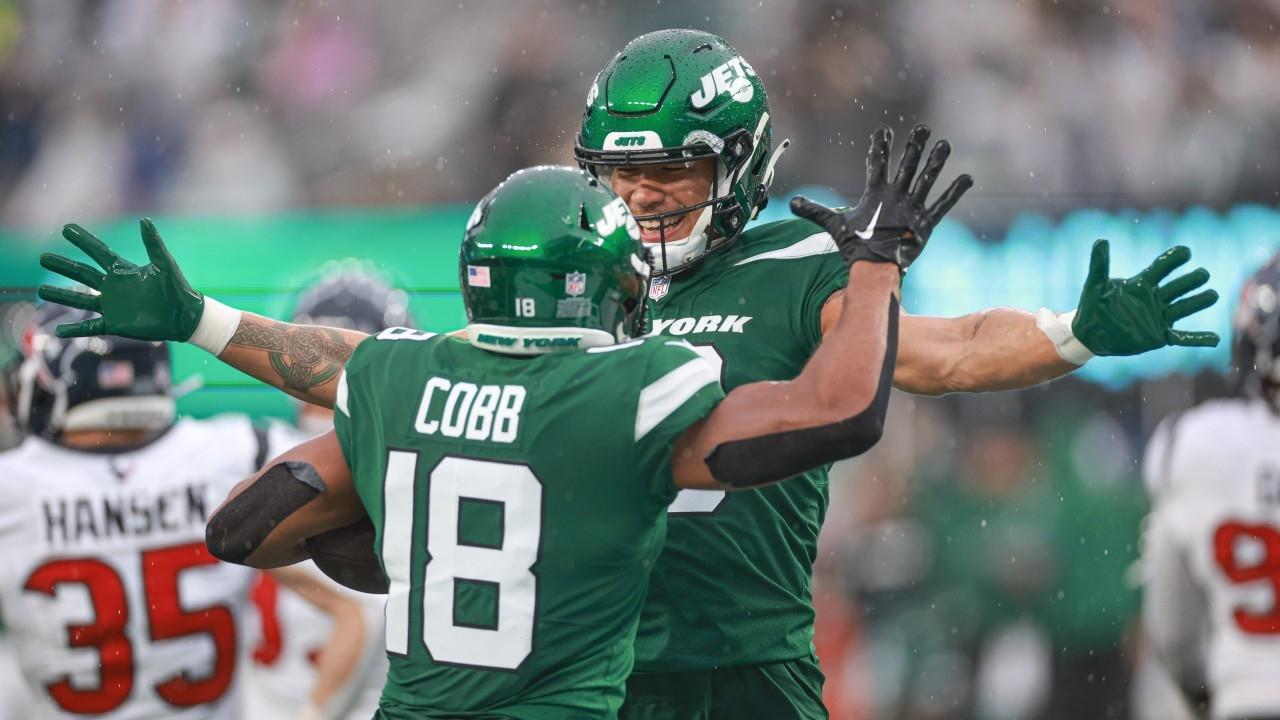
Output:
[[381, 453, 542, 670]]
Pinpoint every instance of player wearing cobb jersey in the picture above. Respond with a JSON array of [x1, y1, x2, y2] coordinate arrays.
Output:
[[0, 305, 257, 720], [1142, 253, 1280, 720], [39, 165, 912, 717], [243, 269, 400, 720]]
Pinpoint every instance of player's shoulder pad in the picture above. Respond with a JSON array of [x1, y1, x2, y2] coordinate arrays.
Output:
[[586, 335, 692, 370], [728, 217, 839, 268], [648, 336, 712, 369], [0, 437, 41, 481], [171, 414, 262, 464], [184, 412, 254, 436], [348, 327, 442, 372], [0, 439, 41, 530], [587, 336, 715, 383], [1144, 399, 1255, 498], [592, 334, 697, 362], [629, 337, 721, 442]]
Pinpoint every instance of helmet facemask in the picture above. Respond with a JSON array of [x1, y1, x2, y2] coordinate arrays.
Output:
[[581, 119, 788, 276]]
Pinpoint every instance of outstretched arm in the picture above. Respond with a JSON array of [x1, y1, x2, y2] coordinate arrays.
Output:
[[674, 124, 971, 490], [38, 220, 367, 408], [884, 306, 1073, 396], [219, 313, 365, 408], [823, 239, 1221, 396]]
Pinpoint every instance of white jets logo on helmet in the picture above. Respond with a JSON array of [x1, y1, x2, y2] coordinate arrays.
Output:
[[596, 196, 639, 240], [690, 56, 757, 110]]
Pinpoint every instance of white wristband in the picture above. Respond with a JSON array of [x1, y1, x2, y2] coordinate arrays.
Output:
[[189, 297, 242, 356], [1035, 307, 1094, 366]]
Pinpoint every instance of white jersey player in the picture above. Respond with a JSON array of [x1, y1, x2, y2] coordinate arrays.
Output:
[[0, 306, 259, 720], [240, 268, 401, 720], [1142, 254, 1280, 720], [0, 362, 34, 719]]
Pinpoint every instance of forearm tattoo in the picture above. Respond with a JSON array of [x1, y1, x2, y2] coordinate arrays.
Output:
[[228, 317, 355, 392]]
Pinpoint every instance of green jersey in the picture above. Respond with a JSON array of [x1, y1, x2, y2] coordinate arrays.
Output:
[[333, 331, 724, 719], [636, 217, 849, 671]]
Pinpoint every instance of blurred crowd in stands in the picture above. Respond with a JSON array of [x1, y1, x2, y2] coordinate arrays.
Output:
[[2, 0, 1278, 230]]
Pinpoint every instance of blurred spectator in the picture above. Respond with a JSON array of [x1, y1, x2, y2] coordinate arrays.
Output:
[[819, 389, 1152, 720], [1, 0, 1277, 228]]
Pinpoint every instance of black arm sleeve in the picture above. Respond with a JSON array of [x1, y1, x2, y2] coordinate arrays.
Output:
[[205, 461, 325, 564], [305, 517, 389, 594], [705, 296, 898, 487]]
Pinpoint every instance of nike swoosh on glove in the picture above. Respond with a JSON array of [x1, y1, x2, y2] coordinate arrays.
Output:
[[791, 124, 973, 272]]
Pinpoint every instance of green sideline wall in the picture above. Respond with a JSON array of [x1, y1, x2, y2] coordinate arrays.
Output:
[[0, 207, 473, 420], [2, 200, 1279, 419]]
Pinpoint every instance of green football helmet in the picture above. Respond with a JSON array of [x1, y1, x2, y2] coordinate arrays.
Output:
[[575, 29, 789, 276], [460, 165, 650, 355]]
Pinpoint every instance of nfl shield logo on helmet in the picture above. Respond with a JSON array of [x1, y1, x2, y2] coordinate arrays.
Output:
[[649, 276, 670, 301], [565, 271, 587, 297]]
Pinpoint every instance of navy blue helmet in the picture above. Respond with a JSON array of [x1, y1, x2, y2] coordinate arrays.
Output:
[[15, 304, 175, 440], [292, 262, 414, 334], [1232, 251, 1280, 412]]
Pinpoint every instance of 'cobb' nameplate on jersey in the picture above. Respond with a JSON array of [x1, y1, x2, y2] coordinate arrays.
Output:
[[649, 276, 670, 301]]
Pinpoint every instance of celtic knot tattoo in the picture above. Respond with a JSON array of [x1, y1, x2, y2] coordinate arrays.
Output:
[[228, 318, 355, 392]]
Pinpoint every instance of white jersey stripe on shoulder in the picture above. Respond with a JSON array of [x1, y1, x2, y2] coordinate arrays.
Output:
[[336, 370, 350, 417], [635, 358, 719, 441], [732, 231, 837, 266]]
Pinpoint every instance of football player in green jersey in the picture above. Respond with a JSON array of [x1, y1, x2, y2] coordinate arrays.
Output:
[[568, 29, 1222, 719], [40, 164, 923, 718], [36, 28, 1222, 718]]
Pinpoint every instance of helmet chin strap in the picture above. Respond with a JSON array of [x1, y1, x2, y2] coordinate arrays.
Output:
[[754, 138, 791, 220], [653, 189, 716, 274]]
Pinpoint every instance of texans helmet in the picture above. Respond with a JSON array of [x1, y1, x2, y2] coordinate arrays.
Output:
[[292, 261, 414, 334], [1232, 251, 1280, 413], [15, 304, 175, 440]]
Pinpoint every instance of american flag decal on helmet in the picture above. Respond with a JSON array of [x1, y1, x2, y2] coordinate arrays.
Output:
[[467, 265, 491, 288]]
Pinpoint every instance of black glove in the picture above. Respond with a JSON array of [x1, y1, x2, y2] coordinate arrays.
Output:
[[791, 124, 973, 271]]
